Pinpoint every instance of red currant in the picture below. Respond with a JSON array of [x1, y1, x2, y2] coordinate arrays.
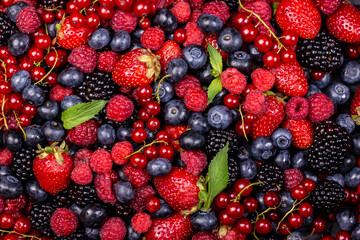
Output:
[[0, 81, 12, 95], [215, 192, 229, 209], [130, 153, 148, 169], [280, 30, 299, 46], [173, 29, 186, 44], [291, 185, 308, 200], [133, 1, 150, 17], [13, 216, 31, 234], [9, 93, 23, 111], [69, 13, 86, 28], [278, 221, 292, 235], [224, 93, 240, 109], [225, 202, 244, 219], [139, 17, 151, 29], [263, 50, 280, 68], [75, 0, 91, 8], [133, 120, 145, 129], [46, 72, 58, 85], [234, 178, 252, 196], [131, 128, 147, 143], [100, 0, 115, 8], [156, 130, 170, 143], [143, 145, 158, 160], [233, 12, 251, 30], [254, 34, 272, 53], [22, 103, 37, 117], [99, 6, 114, 20], [313, 216, 326, 233], [298, 202, 313, 218], [311, 70, 325, 81], [66, 1, 81, 14], [242, 84, 256, 98], [35, 35, 51, 49], [6, 65, 20, 79], [263, 192, 279, 207], [243, 197, 258, 213], [28, 47, 44, 62], [138, 108, 151, 122], [42, 11, 55, 23], [240, 24, 258, 43], [235, 217, 253, 235], [235, 121, 252, 136], [56, 9, 66, 20], [0, 213, 15, 229], [86, 13, 100, 28], [137, 84, 153, 99], [158, 145, 173, 159], [219, 210, 236, 226], [45, 51, 62, 68], [280, 49, 296, 63], [115, 0, 133, 10], [31, 66, 46, 82], [145, 101, 161, 116], [146, 196, 161, 212], [302, 179, 316, 192], [255, 218, 271, 234], [336, 231, 351, 240], [146, 117, 160, 131]]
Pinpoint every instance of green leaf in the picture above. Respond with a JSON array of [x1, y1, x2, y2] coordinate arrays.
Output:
[[61, 100, 108, 130], [207, 43, 223, 76], [203, 142, 229, 209], [207, 77, 222, 105], [273, 2, 279, 16]]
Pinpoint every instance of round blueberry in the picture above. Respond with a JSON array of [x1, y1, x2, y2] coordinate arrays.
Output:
[[327, 173, 345, 187], [336, 114, 355, 133], [127, 41, 143, 52], [147, 158, 172, 176], [0, 175, 23, 199], [113, 180, 134, 203], [207, 105, 232, 130], [303, 170, 320, 183], [326, 83, 350, 105], [88, 28, 110, 50], [153, 9, 178, 33], [211, 89, 229, 106], [151, 199, 172, 218], [235, 142, 251, 161], [273, 150, 291, 170], [255, 192, 266, 211], [8, 32, 30, 57], [42, 121, 65, 142], [292, 151, 308, 170], [239, 159, 257, 180], [179, 131, 206, 150], [11, 70, 31, 93], [336, 208, 356, 231], [188, 112, 209, 133], [271, 128, 292, 149], [217, 28, 242, 53], [182, 44, 207, 70], [351, 132, 360, 156], [126, 224, 142, 240], [197, 13, 223, 34], [116, 127, 132, 141], [310, 73, 331, 89], [247, 44, 263, 63], [250, 136, 276, 161], [305, 84, 322, 98], [98, 124, 116, 145], [25, 180, 48, 202], [345, 167, 360, 188], [162, 99, 189, 126], [131, 28, 144, 42], [341, 61, 360, 84], [60, 95, 83, 111], [226, 51, 253, 73], [0, 166, 13, 176], [46, 20, 59, 39], [3, 129, 22, 152], [6, 1, 28, 22], [24, 125, 43, 147], [38, 99, 59, 120], [85, 227, 101, 240], [191, 210, 218, 232], [80, 204, 108, 228], [110, 30, 131, 53], [279, 191, 295, 214], [152, 80, 174, 103], [193, 62, 214, 84], [69, 203, 83, 217], [58, 67, 84, 88], [341, 154, 356, 174], [22, 85, 45, 106], [165, 58, 188, 83]]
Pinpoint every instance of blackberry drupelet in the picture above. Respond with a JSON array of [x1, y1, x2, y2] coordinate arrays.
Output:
[[296, 31, 342, 72], [50, 188, 71, 208], [307, 120, 351, 175], [309, 180, 346, 215], [40, 0, 67, 9], [109, 202, 136, 221], [222, 0, 238, 10], [54, 228, 86, 240], [69, 184, 100, 208], [228, 157, 240, 187], [0, 12, 17, 47], [12, 147, 37, 182], [205, 129, 240, 157], [256, 162, 284, 192], [29, 203, 55, 238]]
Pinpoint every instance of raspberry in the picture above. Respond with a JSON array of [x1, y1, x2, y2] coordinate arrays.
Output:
[[73, 148, 92, 167], [4, 195, 26, 213], [111, 141, 133, 165], [155, 40, 182, 71], [0, 148, 13, 166], [192, 232, 218, 240], [180, 150, 207, 176], [221, 227, 246, 240], [0, 197, 4, 214], [189, 0, 204, 10], [49, 85, 74, 103], [140, 27, 165, 51], [106, 95, 134, 122], [189, 9, 202, 22], [221, 68, 247, 94], [123, 163, 151, 188], [308, 93, 334, 123], [94, 172, 117, 204], [71, 163, 93, 185], [184, 87, 208, 112], [100, 217, 126, 240], [68, 119, 98, 146], [50, 208, 78, 237], [129, 185, 156, 212], [315, 0, 341, 15], [14, 0, 37, 7], [68, 45, 97, 73], [90, 149, 113, 174], [285, 97, 309, 120], [97, 51, 120, 72], [251, 68, 275, 92], [131, 212, 152, 233], [284, 168, 303, 191], [244, 89, 267, 115], [6, 113, 20, 131], [202, 1, 230, 23], [239, 0, 272, 22], [16, 7, 41, 34], [184, 21, 204, 46], [171, 1, 191, 23], [175, 75, 201, 98], [110, 10, 138, 33]]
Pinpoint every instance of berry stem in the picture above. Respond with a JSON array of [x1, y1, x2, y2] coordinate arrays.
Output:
[[238, 104, 249, 142], [253, 205, 278, 223], [0, 229, 41, 240], [0, 59, 7, 81], [124, 139, 167, 159], [34, 48, 58, 85], [287, 227, 315, 239], [154, 74, 171, 104], [1, 95, 8, 130], [12, 110, 27, 141], [233, 181, 262, 202]]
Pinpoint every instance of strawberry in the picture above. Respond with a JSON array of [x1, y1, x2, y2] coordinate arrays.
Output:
[[275, 0, 321, 39], [33, 142, 73, 195], [163, 124, 188, 150], [251, 95, 285, 139], [282, 118, 314, 149], [153, 167, 199, 212], [145, 213, 195, 240], [57, 18, 94, 50], [155, 40, 182, 72], [326, 3, 360, 43], [112, 48, 161, 88], [269, 61, 308, 97], [351, 87, 360, 125]]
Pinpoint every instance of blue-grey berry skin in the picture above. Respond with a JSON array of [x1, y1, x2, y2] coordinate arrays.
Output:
[[310, 73, 331, 89], [326, 174, 345, 187], [0, 175, 23, 199], [271, 128, 292, 150], [110, 30, 131, 53], [8, 32, 30, 57], [341, 155, 356, 174], [336, 208, 356, 231], [58, 67, 84, 88], [182, 44, 207, 70], [197, 13, 223, 34], [152, 80, 174, 103], [22, 85, 45, 106], [303, 171, 320, 183], [46, 20, 59, 39], [88, 28, 111, 50], [41, 121, 65, 142], [80, 204, 108, 228], [165, 58, 188, 83], [179, 131, 206, 150], [69, 203, 83, 217], [60, 95, 83, 111], [147, 158, 172, 176], [239, 159, 257, 180], [326, 83, 350, 105], [126, 224, 142, 240], [207, 105, 232, 130], [305, 84, 322, 98], [226, 51, 253, 73], [188, 112, 210, 133], [341, 61, 360, 84], [25, 180, 48, 202], [152, 9, 178, 33], [345, 167, 360, 188], [250, 136, 276, 161], [336, 114, 355, 134], [97, 124, 116, 146], [279, 191, 295, 214], [292, 151, 308, 170], [113, 181, 134, 203], [163, 100, 189, 126], [151, 199, 172, 218], [217, 28, 242, 53], [38, 99, 59, 120], [190, 210, 219, 232], [6, 1, 28, 22], [273, 150, 291, 170], [11, 70, 31, 93], [2, 129, 22, 152], [352, 224, 360, 240], [0, 166, 13, 176], [85, 227, 101, 240], [24, 125, 43, 147], [255, 192, 266, 211]]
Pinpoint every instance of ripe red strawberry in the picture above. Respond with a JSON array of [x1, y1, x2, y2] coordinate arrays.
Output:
[[251, 95, 285, 139], [275, 0, 321, 39], [153, 167, 199, 212], [326, 3, 360, 43], [145, 213, 195, 240], [155, 40, 182, 72], [269, 61, 308, 97], [282, 118, 314, 149], [33, 142, 73, 195], [112, 48, 161, 88], [351, 87, 360, 124], [57, 18, 94, 50]]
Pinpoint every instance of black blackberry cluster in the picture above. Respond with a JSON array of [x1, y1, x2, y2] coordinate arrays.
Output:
[[296, 31, 343, 72], [54, 228, 86, 240], [308, 120, 351, 175], [109, 202, 136, 221], [0, 12, 16, 47], [222, 0, 238, 10], [50, 188, 71, 208], [11, 147, 37, 182], [309, 180, 346, 214], [256, 162, 284, 192], [69, 184, 100, 208], [228, 157, 240, 187], [205, 129, 240, 157], [29, 203, 55, 238], [40, 0, 67, 9]]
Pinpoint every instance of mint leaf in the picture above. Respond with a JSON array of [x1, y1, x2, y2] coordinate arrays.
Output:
[[207, 43, 223, 76], [207, 77, 222, 105], [203, 142, 229, 209], [61, 100, 108, 130]]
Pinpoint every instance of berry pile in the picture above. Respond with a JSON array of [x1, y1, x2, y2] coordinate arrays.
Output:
[[0, 0, 359, 239]]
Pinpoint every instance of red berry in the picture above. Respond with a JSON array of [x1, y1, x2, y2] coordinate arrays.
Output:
[[174, 29, 186, 44], [233, 12, 251, 30], [345, 45, 359, 59], [130, 153, 148, 169], [280, 49, 296, 63], [13, 216, 31, 234], [139, 17, 151, 29], [35, 35, 51, 49], [133, 120, 145, 129], [131, 128, 147, 143], [155, 131, 170, 143], [0, 81, 12, 95], [0, 213, 14, 229], [158, 145, 173, 159], [225, 202, 244, 219], [240, 24, 258, 43], [224, 93, 240, 109], [100, 0, 115, 8], [234, 178, 252, 197], [254, 34, 272, 53], [56, 9, 66, 20], [30, 66, 45, 81], [133, 1, 150, 17], [288, 212, 303, 228], [302, 179, 316, 192], [255, 218, 271, 234], [336, 231, 351, 240], [137, 84, 153, 99], [235, 121, 252, 137], [243, 196, 258, 213], [67, 1, 81, 14], [263, 192, 279, 207], [263, 51, 280, 68], [235, 217, 252, 235], [28, 47, 44, 62], [145, 101, 160, 116], [43, 11, 55, 23], [86, 13, 100, 28], [280, 30, 299, 46], [291, 185, 308, 200], [9, 93, 23, 111], [143, 146, 158, 160], [98, 6, 114, 20], [146, 196, 161, 212], [75, 0, 91, 8], [146, 117, 160, 131], [244, 113, 256, 124], [278, 221, 292, 235], [115, 0, 133, 10], [46, 72, 58, 85], [313, 216, 326, 233], [215, 192, 229, 209], [6, 65, 20, 79], [138, 108, 151, 122], [69, 13, 86, 28], [267, 210, 280, 222], [22, 103, 37, 117], [298, 202, 313, 218], [311, 70, 325, 81], [219, 210, 236, 226]]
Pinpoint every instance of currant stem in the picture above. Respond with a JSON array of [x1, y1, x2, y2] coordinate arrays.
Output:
[[0, 59, 7, 82], [34, 48, 58, 85], [12, 110, 27, 141], [1, 95, 8, 130], [154, 74, 171, 104], [233, 182, 262, 202], [287, 227, 315, 239], [0, 229, 41, 240], [238, 104, 248, 142], [124, 140, 167, 159]]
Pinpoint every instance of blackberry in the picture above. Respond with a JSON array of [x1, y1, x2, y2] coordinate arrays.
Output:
[[54, 228, 86, 240], [40, 0, 67, 9], [222, 0, 238, 10], [228, 157, 240, 187], [256, 162, 284, 192], [50, 188, 71, 208], [29, 203, 55, 238], [205, 129, 240, 157], [309, 180, 346, 215], [296, 31, 342, 72], [308, 120, 351, 175], [11, 147, 37, 182], [75, 70, 118, 102], [69, 184, 100, 208], [0, 12, 16, 47], [109, 202, 136, 220]]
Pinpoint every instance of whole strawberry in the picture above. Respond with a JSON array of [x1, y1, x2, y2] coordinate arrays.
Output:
[[112, 48, 161, 87], [33, 142, 73, 195], [282, 118, 314, 149], [57, 18, 94, 50]]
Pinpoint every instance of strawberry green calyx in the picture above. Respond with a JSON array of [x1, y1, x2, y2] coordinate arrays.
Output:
[[36, 141, 68, 166], [137, 49, 161, 80]]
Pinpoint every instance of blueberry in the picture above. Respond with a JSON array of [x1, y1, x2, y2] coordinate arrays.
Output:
[[69, 203, 83, 217], [274, 150, 291, 170], [211, 89, 229, 106], [207, 105, 232, 130], [38, 99, 59, 120], [152, 80, 174, 103], [305, 84, 322, 98], [85, 227, 101, 240], [279, 191, 295, 214], [188, 112, 210, 133], [340, 154, 356, 174], [341, 61, 360, 84], [193, 62, 214, 84], [11, 70, 31, 93], [0, 166, 12, 176], [116, 127, 132, 141], [68, 144, 78, 157], [336, 208, 356, 231], [131, 28, 144, 42], [247, 44, 263, 63], [271, 128, 292, 149], [145, 127, 157, 144], [345, 167, 360, 188], [336, 114, 355, 133], [197, 13, 223, 34], [327, 173, 345, 187], [179, 131, 206, 150], [165, 58, 188, 83], [3, 129, 22, 152], [0, 175, 23, 199], [250, 136, 276, 161], [98, 124, 116, 145], [88, 28, 110, 50], [326, 83, 350, 105], [217, 28, 242, 53], [162, 99, 189, 126], [113, 180, 134, 203], [60, 95, 83, 111], [153, 9, 178, 32], [235, 141, 251, 161], [351, 132, 360, 156], [255, 192, 266, 211], [352, 224, 360, 240], [25, 180, 48, 202], [182, 44, 207, 70], [126, 224, 142, 240], [6, 1, 28, 22], [47, 20, 59, 39], [226, 51, 253, 73], [22, 85, 45, 106], [42, 121, 65, 142], [147, 158, 172, 176], [173, 153, 186, 167], [80, 204, 108, 228], [127, 41, 143, 52], [8, 32, 30, 57], [304, 69, 311, 81], [239, 159, 257, 180], [110, 30, 131, 53], [58, 67, 84, 88], [303, 171, 319, 183], [310, 73, 331, 89], [115, 165, 127, 181], [191, 210, 218, 232], [151, 198, 172, 218], [230, 109, 240, 123], [292, 151, 308, 170], [24, 125, 43, 147]]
